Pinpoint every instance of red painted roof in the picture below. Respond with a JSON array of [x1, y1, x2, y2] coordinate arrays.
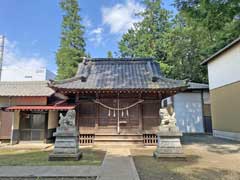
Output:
[[6, 105, 75, 111]]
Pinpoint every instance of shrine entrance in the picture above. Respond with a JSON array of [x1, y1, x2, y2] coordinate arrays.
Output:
[[94, 98, 143, 133]]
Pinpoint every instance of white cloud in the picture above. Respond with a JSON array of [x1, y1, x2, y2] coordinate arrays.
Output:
[[102, 0, 144, 34], [31, 39, 38, 46], [89, 27, 104, 45], [2, 38, 47, 69], [82, 16, 92, 28]]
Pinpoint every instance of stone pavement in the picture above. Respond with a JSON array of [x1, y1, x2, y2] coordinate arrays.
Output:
[[97, 148, 140, 180], [0, 166, 100, 178]]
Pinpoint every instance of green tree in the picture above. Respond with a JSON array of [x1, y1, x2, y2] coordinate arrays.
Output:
[[163, 0, 240, 82], [119, 0, 171, 61], [56, 0, 86, 80], [163, 15, 208, 82], [107, 51, 113, 58], [174, 0, 240, 55], [119, 0, 239, 83]]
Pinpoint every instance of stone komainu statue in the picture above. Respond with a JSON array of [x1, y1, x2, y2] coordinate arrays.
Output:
[[159, 108, 176, 127], [59, 110, 76, 127]]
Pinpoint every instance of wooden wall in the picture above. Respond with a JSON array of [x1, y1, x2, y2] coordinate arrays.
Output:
[[0, 111, 13, 140], [77, 94, 161, 134], [142, 100, 161, 131], [78, 100, 96, 133]]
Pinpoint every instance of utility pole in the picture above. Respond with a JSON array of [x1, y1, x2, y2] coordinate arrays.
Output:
[[0, 35, 5, 81]]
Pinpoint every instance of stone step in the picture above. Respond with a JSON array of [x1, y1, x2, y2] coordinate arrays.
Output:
[[96, 128, 141, 135], [95, 139, 143, 142], [94, 134, 144, 147], [94, 141, 144, 147]]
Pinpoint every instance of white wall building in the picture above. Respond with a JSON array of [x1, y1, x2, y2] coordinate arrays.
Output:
[[0, 67, 55, 81], [201, 37, 240, 141], [164, 82, 211, 133]]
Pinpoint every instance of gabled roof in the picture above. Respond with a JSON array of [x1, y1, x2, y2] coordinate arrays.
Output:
[[51, 58, 187, 91], [201, 37, 240, 65], [0, 81, 55, 97]]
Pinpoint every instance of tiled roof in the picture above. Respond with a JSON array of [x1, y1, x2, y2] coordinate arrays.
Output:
[[187, 82, 209, 90], [51, 58, 187, 90], [0, 81, 55, 96]]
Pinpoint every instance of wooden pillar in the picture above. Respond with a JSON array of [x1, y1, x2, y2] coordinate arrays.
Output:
[[139, 103, 143, 132], [138, 93, 143, 132], [95, 104, 99, 130], [11, 110, 20, 145], [95, 93, 99, 130], [46, 110, 58, 143], [75, 93, 80, 130]]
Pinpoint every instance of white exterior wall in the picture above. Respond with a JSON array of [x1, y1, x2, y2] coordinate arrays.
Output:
[[173, 92, 204, 133], [1, 67, 55, 81], [46, 70, 56, 80], [208, 43, 240, 90]]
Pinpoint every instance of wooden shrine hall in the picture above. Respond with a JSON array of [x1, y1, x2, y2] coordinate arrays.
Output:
[[50, 58, 188, 146]]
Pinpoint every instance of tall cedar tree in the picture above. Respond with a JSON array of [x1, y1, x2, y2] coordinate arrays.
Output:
[[56, 0, 86, 80]]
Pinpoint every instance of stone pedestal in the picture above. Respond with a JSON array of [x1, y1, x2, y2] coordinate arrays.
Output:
[[49, 110, 82, 161], [49, 126, 82, 161], [153, 126, 185, 158]]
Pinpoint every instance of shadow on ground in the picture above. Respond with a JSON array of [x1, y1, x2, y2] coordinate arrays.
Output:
[[131, 135, 240, 180], [181, 134, 240, 154], [132, 153, 240, 180]]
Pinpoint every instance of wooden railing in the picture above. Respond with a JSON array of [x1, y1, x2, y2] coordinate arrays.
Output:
[[143, 134, 158, 146], [79, 134, 95, 145]]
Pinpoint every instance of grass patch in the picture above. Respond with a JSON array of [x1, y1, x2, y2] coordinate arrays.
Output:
[[0, 148, 105, 166]]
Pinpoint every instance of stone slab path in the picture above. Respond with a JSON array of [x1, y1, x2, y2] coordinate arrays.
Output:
[[97, 148, 140, 180], [0, 166, 100, 178]]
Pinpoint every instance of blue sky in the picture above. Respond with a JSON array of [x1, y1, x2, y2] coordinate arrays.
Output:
[[0, 0, 176, 73]]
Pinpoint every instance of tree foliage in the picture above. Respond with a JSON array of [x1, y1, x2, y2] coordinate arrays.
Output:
[[119, 0, 171, 61], [118, 0, 240, 83], [56, 0, 86, 80], [107, 51, 113, 58]]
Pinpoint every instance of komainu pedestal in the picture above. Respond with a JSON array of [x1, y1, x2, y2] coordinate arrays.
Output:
[[153, 108, 185, 158], [49, 110, 82, 161]]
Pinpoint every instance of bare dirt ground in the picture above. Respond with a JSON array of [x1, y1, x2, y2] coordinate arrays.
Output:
[[131, 135, 240, 180]]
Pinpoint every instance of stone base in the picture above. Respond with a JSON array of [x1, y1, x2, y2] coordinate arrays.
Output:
[[153, 130, 185, 159], [48, 126, 81, 161], [48, 152, 82, 161], [153, 151, 185, 159]]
